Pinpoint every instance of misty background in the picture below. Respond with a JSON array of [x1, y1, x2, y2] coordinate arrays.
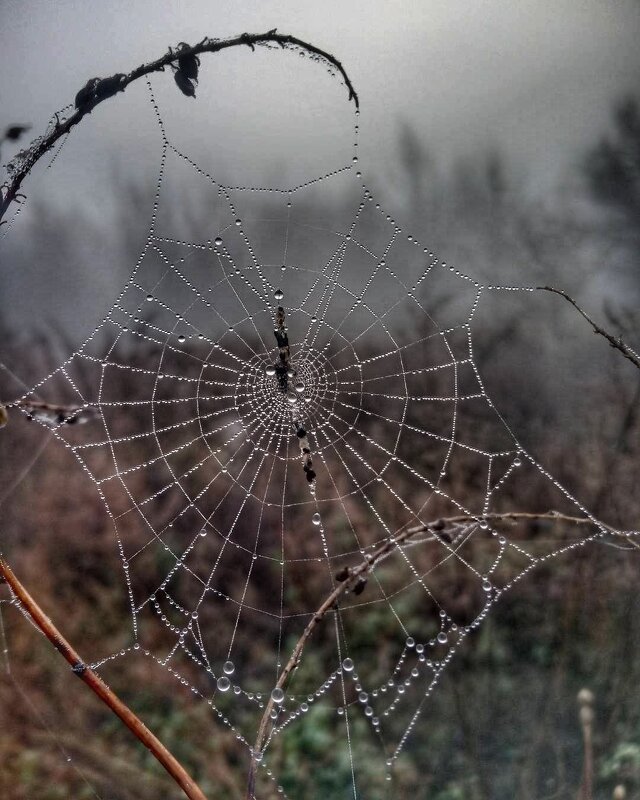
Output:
[[1, 3, 640, 798]]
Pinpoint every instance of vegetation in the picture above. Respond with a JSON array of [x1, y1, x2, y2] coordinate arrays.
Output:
[[0, 34, 638, 799]]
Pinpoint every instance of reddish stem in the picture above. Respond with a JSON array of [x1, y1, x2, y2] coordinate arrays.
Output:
[[0, 557, 208, 800]]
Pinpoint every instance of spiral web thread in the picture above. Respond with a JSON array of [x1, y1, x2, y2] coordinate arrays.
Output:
[[4, 58, 633, 797]]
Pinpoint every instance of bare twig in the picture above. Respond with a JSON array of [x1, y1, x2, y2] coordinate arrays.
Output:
[[0, 558, 208, 800], [246, 510, 623, 797], [538, 286, 640, 371], [4, 398, 99, 426], [0, 30, 359, 224]]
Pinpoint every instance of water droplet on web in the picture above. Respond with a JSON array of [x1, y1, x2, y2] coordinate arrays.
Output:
[[482, 579, 492, 593], [223, 660, 235, 675], [342, 657, 354, 672], [271, 687, 285, 704], [406, 637, 415, 648], [312, 513, 321, 526], [177, 335, 186, 343], [437, 631, 448, 644], [295, 381, 304, 393], [514, 457, 522, 467], [235, 218, 242, 226], [274, 288, 284, 301], [217, 676, 230, 692], [214, 237, 222, 246], [146, 294, 153, 301], [265, 366, 276, 376]]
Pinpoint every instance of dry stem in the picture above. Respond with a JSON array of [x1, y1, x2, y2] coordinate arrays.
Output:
[[246, 509, 623, 797], [538, 286, 640, 371], [0, 557, 209, 800]]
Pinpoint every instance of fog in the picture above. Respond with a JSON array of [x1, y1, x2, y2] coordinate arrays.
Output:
[[2, 0, 639, 188], [1, 3, 639, 450]]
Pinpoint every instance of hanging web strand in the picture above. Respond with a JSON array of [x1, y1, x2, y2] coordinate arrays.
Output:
[[4, 48, 634, 799]]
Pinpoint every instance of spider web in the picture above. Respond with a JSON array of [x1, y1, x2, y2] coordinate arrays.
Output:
[[2, 47, 629, 798]]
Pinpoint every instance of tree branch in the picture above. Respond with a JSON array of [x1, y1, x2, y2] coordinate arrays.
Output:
[[0, 557, 209, 800], [537, 286, 640, 371], [246, 510, 625, 797], [0, 30, 359, 225]]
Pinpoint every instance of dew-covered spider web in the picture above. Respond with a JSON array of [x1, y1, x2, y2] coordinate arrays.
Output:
[[2, 40, 634, 799]]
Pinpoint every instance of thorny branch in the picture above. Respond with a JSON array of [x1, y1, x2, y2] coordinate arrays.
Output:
[[0, 558, 208, 800], [246, 509, 631, 797], [537, 286, 640, 372], [0, 30, 359, 225]]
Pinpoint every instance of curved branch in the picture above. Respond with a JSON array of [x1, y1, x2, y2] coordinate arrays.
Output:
[[0, 30, 359, 224], [537, 286, 640, 371], [246, 509, 625, 797], [0, 558, 208, 800]]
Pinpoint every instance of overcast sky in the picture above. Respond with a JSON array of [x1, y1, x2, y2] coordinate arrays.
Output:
[[2, 0, 640, 196]]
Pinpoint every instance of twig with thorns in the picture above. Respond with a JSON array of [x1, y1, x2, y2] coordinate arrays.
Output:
[[0, 30, 359, 225]]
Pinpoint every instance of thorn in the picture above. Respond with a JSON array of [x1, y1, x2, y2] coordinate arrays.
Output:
[[240, 33, 256, 51]]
